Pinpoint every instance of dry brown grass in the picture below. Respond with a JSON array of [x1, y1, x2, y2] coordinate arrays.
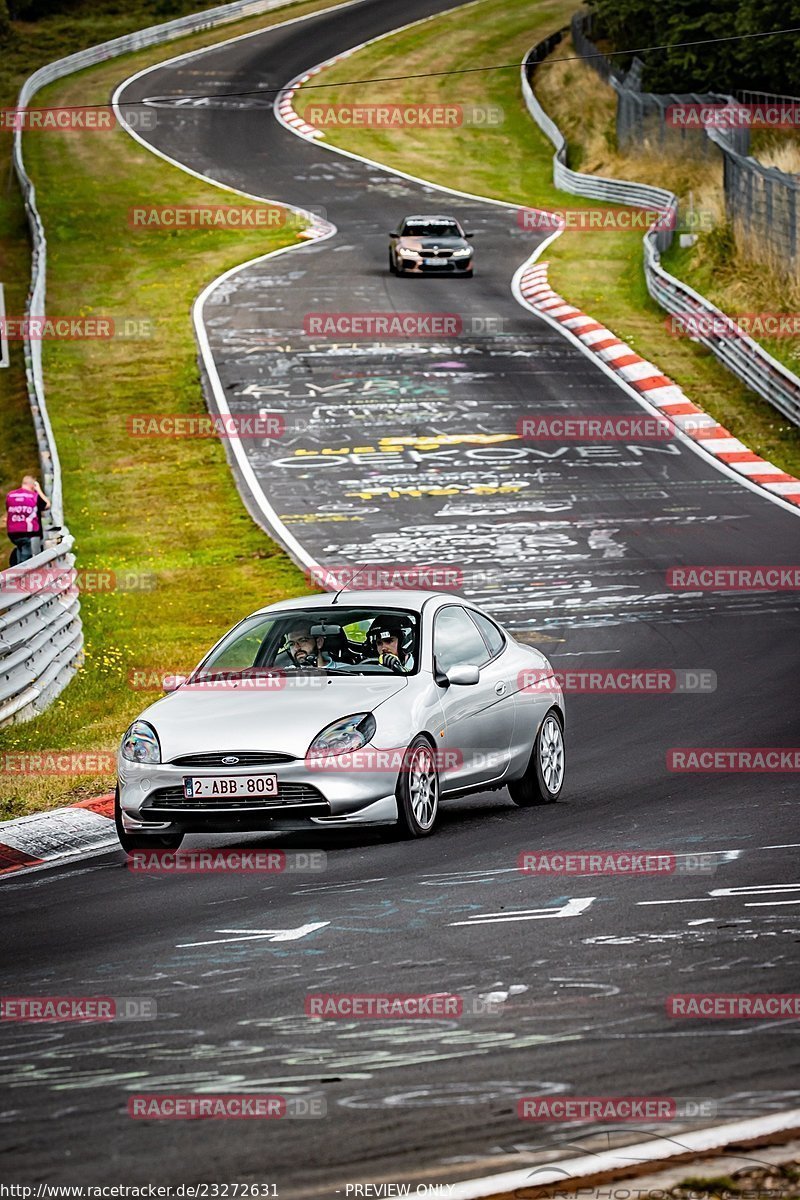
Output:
[[536, 37, 800, 320]]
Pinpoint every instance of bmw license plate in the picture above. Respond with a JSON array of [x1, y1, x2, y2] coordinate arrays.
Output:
[[183, 775, 278, 799], [424, 257, 446, 266]]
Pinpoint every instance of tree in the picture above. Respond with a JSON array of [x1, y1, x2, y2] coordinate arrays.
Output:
[[585, 0, 800, 94]]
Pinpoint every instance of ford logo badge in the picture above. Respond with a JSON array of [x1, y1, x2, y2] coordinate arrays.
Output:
[[222, 755, 239, 765]]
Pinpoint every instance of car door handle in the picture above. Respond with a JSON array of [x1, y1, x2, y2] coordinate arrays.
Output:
[[495, 681, 507, 696]]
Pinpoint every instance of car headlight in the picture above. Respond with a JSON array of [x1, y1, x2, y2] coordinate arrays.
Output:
[[308, 713, 376, 758], [121, 720, 161, 765], [452, 247, 473, 257], [399, 247, 420, 257]]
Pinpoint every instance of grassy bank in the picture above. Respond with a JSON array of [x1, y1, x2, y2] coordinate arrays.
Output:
[[0, 0, 347, 818], [535, 36, 800, 377], [0, 0, 255, 497], [293, 0, 800, 478]]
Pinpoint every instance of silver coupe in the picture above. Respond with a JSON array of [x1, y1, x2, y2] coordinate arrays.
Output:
[[116, 590, 565, 849]]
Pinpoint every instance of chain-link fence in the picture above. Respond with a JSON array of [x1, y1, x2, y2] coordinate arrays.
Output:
[[571, 12, 799, 274], [706, 125, 799, 271]]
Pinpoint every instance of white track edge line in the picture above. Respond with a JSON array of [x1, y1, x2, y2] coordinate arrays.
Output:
[[110, 0, 374, 573], [276, 21, 800, 518], [511, 256, 800, 518], [114, 0, 800, 575], [446, 1108, 800, 1200]]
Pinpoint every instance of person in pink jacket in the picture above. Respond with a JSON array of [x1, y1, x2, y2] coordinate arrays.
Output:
[[5, 475, 50, 565]]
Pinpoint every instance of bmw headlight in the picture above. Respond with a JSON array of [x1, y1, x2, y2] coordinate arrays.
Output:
[[121, 720, 161, 765], [452, 247, 473, 257], [308, 712, 376, 758], [400, 247, 420, 257]]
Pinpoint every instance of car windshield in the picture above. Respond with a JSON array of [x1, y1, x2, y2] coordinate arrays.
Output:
[[402, 220, 460, 238], [195, 606, 420, 679]]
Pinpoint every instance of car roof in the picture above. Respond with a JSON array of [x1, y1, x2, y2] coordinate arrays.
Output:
[[401, 214, 460, 222], [253, 590, 469, 617]]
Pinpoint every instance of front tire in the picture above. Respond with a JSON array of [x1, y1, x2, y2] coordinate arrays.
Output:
[[508, 709, 564, 806], [389, 250, 397, 275], [394, 736, 439, 837], [114, 786, 184, 852]]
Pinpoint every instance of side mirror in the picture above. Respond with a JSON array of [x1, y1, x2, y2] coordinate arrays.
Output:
[[464, 232, 474, 239], [388, 230, 398, 237], [446, 664, 480, 686]]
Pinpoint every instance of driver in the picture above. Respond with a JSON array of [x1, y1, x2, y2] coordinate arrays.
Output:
[[284, 623, 343, 670], [365, 616, 415, 674]]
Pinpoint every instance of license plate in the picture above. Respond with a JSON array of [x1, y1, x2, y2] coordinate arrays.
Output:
[[424, 257, 446, 266], [183, 774, 278, 799]]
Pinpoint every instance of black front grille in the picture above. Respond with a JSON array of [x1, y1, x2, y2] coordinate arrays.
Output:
[[170, 751, 295, 767], [143, 782, 325, 812]]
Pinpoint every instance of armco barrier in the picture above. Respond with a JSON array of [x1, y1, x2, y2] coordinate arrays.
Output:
[[4, 0, 301, 727], [0, 536, 82, 726], [521, 33, 800, 428]]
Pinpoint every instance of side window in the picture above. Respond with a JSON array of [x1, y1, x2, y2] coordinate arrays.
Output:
[[434, 606, 490, 673], [469, 610, 505, 658]]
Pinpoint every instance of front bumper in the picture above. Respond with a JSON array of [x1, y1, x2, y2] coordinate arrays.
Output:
[[398, 256, 472, 273], [117, 751, 400, 832]]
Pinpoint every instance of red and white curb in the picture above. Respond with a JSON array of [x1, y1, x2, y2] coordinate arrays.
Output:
[[275, 48, 356, 140], [0, 793, 115, 877], [518, 261, 800, 507], [278, 41, 800, 516]]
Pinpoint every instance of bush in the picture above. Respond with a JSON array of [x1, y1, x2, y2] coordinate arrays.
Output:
[[586, 0, 800, 94], [0, 0, 11, 43]]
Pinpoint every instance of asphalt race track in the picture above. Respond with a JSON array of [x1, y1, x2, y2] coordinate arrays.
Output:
[[2, 0, 800, 1193]]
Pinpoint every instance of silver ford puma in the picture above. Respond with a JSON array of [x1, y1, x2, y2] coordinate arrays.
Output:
[[116, 590, 565, 850]]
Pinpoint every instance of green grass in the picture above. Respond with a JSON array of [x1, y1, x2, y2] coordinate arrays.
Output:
[[0, 0, 258, 497], [293, 0, 800, 478], [0, 0, 350, 818]]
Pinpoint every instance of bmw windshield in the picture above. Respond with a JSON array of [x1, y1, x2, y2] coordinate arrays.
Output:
[[401, 219, 461, 238]]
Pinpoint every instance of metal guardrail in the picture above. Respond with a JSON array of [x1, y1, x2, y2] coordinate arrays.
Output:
[[522, 31, 677, 251], [0, 537, 83, 726], [521, 33, 800, 429], [570, 15, 800, 340], [3, 0, 299, 728]]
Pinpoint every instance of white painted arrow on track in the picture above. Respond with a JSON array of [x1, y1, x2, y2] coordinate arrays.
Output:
[[450, 897, 595, 926], [177, 921, 329, 947]]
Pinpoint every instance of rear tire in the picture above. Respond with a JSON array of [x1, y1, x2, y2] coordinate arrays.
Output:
[[114, 785, 184, 852], [508, 709, 564, 806], [394, 736, 439, 838]]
